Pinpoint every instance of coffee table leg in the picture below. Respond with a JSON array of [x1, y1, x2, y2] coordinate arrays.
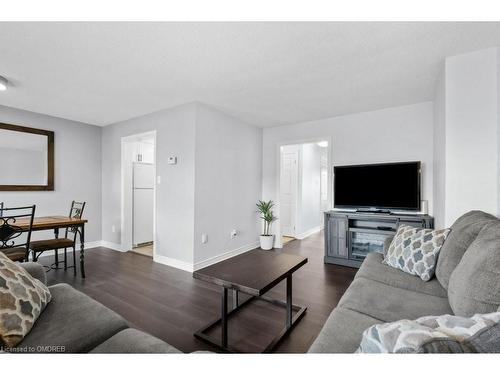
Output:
[[221, 287, 228, 347], [286, 275, 292, 329], [232, 289, 239, 309]]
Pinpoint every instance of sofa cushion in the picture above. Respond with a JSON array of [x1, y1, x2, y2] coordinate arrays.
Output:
[[357, 312, 500, 353], [383, 225, 450, 281], [308, 307, 384, 353], [17, 283, 128, 352], [436, 210, 497, 289], [448, 221, 500, 317], [338, 277, 453, 323], [19, 262, 47, 286], [356, 252, 447, 298], [90, 328, 181, 353], [0, 252, 52, 348]]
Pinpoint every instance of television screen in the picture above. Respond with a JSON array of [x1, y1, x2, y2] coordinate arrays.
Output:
[[334, 161, 421, 211]]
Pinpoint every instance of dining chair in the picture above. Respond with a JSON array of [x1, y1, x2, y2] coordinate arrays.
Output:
[[0, 205, 36, 262], [29, 201, 86, 275]]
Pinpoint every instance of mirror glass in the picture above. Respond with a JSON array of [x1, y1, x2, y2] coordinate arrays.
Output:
[[0, 126, 52, 189]]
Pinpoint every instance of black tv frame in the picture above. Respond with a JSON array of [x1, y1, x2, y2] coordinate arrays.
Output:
[[333, 161, 421, 212]]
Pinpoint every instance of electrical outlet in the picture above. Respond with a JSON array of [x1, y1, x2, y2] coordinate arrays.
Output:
[[230, 230, 237, 239]]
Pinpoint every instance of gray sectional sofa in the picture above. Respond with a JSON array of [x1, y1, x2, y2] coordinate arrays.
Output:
[[16, 262, 181, 353], [309, 210, 500, 353]]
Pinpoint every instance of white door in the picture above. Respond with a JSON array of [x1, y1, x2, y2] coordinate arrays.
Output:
[[280, 146, 299, 237]]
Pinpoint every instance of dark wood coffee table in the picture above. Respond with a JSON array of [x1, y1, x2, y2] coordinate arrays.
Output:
[[193, 249, 308, 353]]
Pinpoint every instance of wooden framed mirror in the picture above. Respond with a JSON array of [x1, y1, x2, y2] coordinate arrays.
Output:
[[0, 123, 54, 191]]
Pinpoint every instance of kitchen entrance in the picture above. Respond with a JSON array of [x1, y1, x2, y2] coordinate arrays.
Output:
[[121, 131, 156, 258]]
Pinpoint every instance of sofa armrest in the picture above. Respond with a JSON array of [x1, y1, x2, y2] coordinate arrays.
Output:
[[383, 235, 395, 257], [20, 262, 47, 285]]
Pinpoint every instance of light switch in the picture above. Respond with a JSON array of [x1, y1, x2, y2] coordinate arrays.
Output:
[[157, 176, 161, 184], [201, 233, 208, 244]]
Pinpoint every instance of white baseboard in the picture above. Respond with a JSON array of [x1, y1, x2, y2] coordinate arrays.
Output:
[[100, 241, 125, 252], [36, 238, 259, 273], [153, 254, 194, 272], [153, 241, 259, 272], [82, 241, 103, 249], [193, 241, 259, 271], [295, 226, 322, 240], [35, 240, 125, 259], [35, 241, 102, 258]]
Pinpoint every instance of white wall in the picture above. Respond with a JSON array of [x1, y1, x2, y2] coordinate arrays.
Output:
[[0, 104, 102, 243], [497, 49, 500, 218], [444, 48, 499, 225], [101, 103, 196, 265], [101, 102, 262, 270], [296, 143, 322, 236], [193, 104, 262, 266], [263, 102, 434, 246], [433, 67, 447, 229]]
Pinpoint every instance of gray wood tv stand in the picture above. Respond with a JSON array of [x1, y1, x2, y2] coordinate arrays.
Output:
[[324, 210, 433, 268]]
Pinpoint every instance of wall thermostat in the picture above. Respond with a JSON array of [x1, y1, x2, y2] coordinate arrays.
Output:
[[167, 156, 177, 165]]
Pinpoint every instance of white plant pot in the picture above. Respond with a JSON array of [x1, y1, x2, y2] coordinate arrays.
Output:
[[259, 235, 275, 250]]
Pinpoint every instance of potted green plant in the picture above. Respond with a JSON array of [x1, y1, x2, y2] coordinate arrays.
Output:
[[256, 200, 277, 250]]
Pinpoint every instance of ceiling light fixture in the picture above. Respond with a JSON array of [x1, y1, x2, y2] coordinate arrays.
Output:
[[317, 141, 328, 148], [0, 76, 8, 91]]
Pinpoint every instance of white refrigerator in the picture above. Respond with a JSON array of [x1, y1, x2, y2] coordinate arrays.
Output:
[[133, 162, 154, 246]]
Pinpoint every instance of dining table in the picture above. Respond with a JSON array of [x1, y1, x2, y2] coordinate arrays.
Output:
[[16, 215, 88, 278]]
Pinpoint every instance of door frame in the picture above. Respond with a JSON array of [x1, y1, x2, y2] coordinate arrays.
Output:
[[275, 136, 332, 248], [120, 131, 157, 258]]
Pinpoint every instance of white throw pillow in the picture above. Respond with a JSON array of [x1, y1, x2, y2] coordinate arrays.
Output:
[[357, 312, 500, 353], [383, 225, 450, 281]]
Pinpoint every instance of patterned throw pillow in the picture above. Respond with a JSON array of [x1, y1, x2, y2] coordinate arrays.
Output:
[[383, 225, 450, 281], [0, 252, 52, 347], [357, 312, 500, 353]]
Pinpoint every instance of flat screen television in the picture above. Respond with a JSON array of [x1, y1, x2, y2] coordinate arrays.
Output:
[[334, 161, 421, 211]]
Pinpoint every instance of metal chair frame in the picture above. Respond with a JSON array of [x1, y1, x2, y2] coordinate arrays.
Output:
[[31, 201, 86, 274], [0, 204, 36, 262]]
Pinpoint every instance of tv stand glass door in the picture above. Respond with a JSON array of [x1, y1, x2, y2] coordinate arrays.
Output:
[[348, 229, 390, 261]]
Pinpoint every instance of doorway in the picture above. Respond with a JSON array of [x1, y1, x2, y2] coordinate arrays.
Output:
[[278, 140, 330, 247], [121, 131, 156, 258]]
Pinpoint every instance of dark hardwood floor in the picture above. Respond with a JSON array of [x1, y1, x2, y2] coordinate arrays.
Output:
[[41, 231, 357, 353]]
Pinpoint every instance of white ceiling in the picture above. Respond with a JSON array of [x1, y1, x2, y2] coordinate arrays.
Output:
[[1, 22, 500, 127]]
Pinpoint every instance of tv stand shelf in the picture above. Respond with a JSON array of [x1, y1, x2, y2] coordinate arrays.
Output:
[[324, 210, 433, 268], [348, 227, 397, 235]]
